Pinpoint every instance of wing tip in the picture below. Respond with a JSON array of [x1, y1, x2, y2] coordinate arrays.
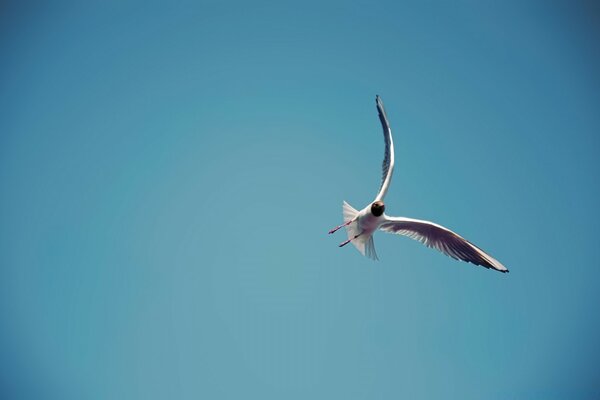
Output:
[[489, 263, 509, 274], [472, 260, 508, 273], [488, 258, 509, 274]]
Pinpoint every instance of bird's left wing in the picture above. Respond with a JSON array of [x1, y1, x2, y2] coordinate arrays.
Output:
[[375, 95, 395, 201], [379, 216, 508, 273]]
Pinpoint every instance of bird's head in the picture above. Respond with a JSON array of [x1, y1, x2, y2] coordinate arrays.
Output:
[[371, 201, 385, 217]]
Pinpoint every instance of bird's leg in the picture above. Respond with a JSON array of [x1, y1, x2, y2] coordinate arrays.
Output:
[[339, 232, 362, 247], [328, 219, 355, 235]]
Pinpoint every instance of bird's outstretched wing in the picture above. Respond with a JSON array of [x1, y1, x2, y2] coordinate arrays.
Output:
[[379, 216, 508, 273], [375, 95, 395, 201]]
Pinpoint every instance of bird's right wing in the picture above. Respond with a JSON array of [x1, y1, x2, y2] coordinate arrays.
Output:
[[379, 216, 508, 273], [374, 95, 395, 202]]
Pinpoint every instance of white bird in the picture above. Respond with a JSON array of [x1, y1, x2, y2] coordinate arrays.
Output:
[[329, 96, 508, 273]]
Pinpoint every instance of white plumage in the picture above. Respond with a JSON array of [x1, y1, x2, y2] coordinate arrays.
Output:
[[329, 96, 508, 273]]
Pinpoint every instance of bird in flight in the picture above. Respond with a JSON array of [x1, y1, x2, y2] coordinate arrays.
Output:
[[328, 96, 508, 273]]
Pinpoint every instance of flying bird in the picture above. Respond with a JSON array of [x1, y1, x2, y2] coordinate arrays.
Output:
[[328, 96, 508, 273]]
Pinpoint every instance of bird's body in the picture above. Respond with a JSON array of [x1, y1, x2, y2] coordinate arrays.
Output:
[[329, 96, 508, 273], [353, 205, 384, 235]]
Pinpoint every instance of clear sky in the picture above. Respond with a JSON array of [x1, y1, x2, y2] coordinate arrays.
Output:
[[1, 1, 599, 398]]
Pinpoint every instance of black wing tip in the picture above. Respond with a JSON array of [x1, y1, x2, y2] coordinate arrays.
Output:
[[471, 259, 509, 273], [375, 95, 385, 113], [486, 263, 509, 273], [491, 265, 509, 273]]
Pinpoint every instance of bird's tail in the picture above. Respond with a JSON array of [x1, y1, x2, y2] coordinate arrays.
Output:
[[342, 201, 378, 261]]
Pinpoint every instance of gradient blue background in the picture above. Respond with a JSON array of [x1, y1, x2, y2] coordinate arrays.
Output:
[[1, 1, 599, 398]]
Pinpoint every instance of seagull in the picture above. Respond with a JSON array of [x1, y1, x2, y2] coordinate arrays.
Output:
[[328, 96, 508, 273]]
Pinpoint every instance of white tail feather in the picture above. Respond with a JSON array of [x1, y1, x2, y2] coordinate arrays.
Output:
[[342, 201, 358, 223], [342, 201, 378, 261]]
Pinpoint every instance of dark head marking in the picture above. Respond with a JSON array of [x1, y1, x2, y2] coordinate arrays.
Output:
[[371, 201, 385, 217]]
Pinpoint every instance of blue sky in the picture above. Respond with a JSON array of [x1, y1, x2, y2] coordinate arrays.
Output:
[[1, 1, 599, 398]]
